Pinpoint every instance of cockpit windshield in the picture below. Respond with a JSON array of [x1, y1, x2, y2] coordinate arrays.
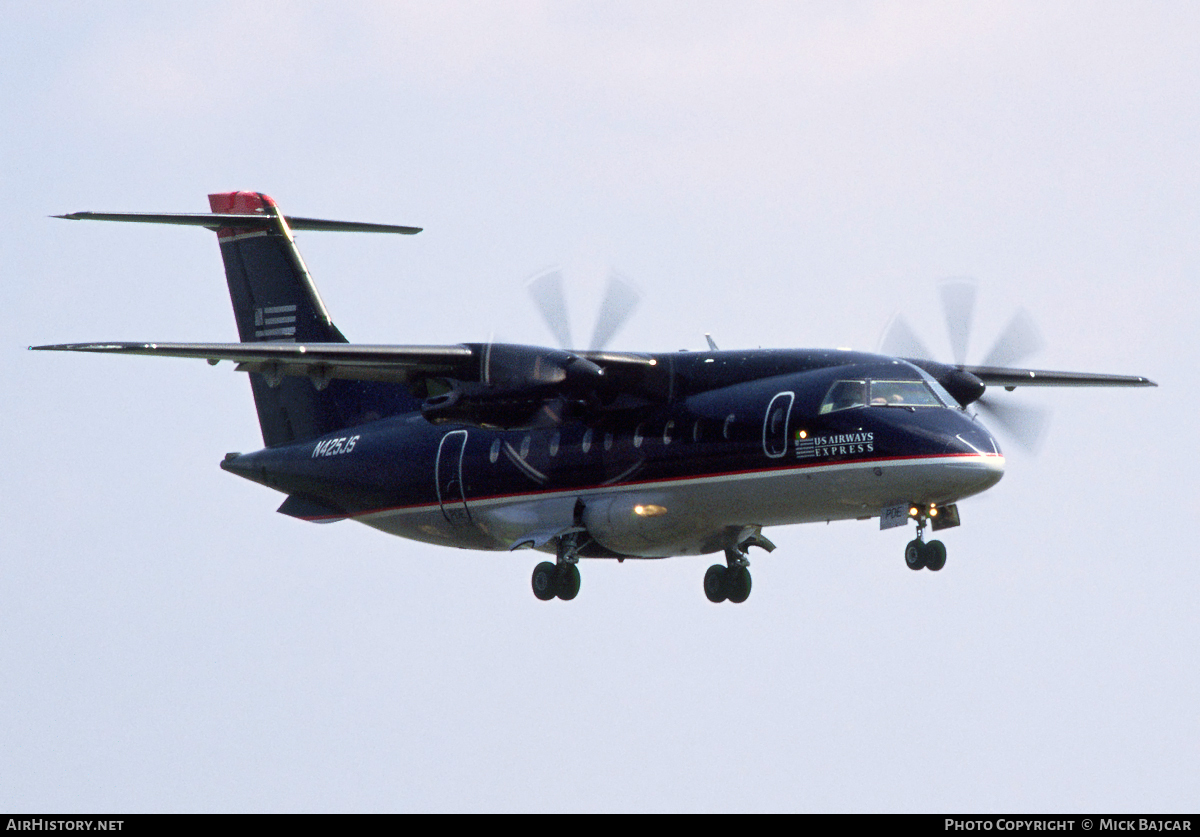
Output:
[[818, 380, 867, 414], [818, 378, 946, 414], [869, 380, 945, 408]]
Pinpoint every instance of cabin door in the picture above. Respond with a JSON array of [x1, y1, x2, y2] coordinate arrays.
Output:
[[763, 391, 794, 459], [436, 430, 471, 524]]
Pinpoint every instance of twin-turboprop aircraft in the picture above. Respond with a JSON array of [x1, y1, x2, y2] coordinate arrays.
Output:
[[36, 192, 1156, 603]]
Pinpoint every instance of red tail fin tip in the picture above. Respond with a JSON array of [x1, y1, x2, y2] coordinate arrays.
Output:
[[207, 191, 277, 215]]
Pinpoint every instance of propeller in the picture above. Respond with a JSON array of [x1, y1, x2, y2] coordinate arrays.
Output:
[[446, 267, 642, 427], [527, 269, 574, 349], [527, 267, 640, 351], [880, 279, 1050, 452]]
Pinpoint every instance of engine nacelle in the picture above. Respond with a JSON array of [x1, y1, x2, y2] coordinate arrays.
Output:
[[420, 384, 558, 428], [478, 343, 604, 391], [908, 359, 987, 407], [421, 343, 607, 428]]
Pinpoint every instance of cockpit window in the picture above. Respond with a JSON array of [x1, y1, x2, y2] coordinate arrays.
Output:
[[819, 380, 868, 414], [912, 366, 960, 409], [869, 380, 944, 408], [820, 378, 948, 414]]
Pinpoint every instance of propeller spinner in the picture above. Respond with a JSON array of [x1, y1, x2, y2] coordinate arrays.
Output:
[[881, 279, 1051, 452]]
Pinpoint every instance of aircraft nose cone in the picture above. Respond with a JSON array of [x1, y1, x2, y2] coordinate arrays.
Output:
[[943, 414, 1005, 498], [951, 417, 1003, 457]]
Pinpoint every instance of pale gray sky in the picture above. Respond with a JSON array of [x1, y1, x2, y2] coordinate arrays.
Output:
[[2, 2, 1195, 812]]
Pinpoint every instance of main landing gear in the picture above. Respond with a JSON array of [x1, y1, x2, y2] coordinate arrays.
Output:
[[904, 513, 947, 572], [704, 560, 751, 604], [532, 561, 580, 600], [704, 529, 776, 604], [532, 532, 583, 601]]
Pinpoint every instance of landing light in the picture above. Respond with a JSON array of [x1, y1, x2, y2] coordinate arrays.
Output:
[[634, 504, 667, 517], [798, 430, 808, 439], [909, 506, 919, 517]]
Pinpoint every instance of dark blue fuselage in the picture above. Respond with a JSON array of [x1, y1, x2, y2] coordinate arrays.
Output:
[[222, 348, 1004, 558]]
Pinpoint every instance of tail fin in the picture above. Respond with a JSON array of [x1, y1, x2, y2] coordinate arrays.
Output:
[[207, 191, 418, 446], [208, 191, 346, 345]]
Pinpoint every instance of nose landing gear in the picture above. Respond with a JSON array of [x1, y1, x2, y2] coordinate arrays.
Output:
[[904, 512, 947, 572]]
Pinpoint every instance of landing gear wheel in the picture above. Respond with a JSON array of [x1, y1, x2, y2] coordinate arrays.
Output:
[[532, 562, 558, 600], [924, 540, 947, 572], [704, 565, 728, 603], [905, 539, 926, 571], [555, 563, 581, 600], [725, 566, 752, 603]]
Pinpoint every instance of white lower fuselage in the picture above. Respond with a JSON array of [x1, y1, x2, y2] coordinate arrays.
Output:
[[355, 451, 1005, 558]]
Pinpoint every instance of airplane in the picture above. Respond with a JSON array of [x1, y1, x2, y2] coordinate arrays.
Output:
[[33, 191, 1156, 603]]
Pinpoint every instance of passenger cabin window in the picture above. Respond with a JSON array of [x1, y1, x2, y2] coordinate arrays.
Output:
[[869, 380, 943, 408], [819, 380, 867, 414]]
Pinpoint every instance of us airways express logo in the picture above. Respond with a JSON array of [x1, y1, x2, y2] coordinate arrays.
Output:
[[795, 431, 874, 459]]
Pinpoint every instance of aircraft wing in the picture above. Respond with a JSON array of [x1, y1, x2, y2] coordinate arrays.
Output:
[[961, 365, 1157, 388], [29, 341, 656, 387]]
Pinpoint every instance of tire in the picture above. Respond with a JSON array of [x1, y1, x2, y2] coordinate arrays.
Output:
[[924, 540, 947, 572], [726, 567, 752, 604], [556, 563, 581, 600], [704, 565, 728, 603], [532, 562, 558, 600], [904, 540, 926, 571]]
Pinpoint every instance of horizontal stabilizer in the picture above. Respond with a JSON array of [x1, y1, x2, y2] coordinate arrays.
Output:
[[55, 211, 421, 235]]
